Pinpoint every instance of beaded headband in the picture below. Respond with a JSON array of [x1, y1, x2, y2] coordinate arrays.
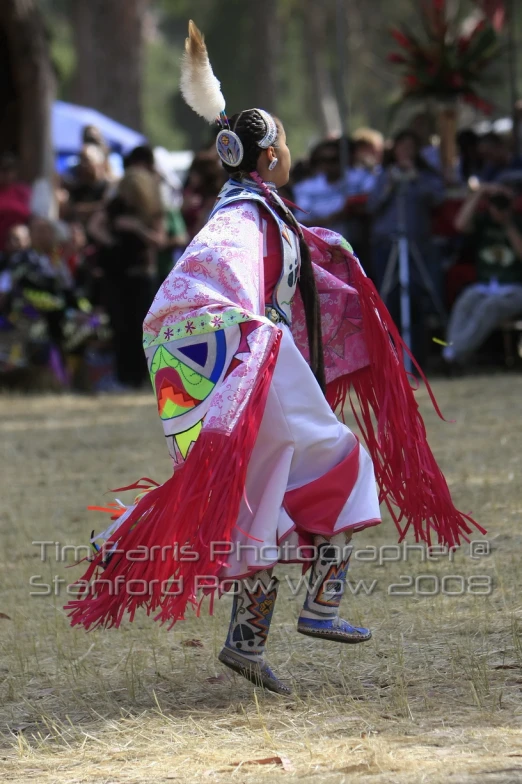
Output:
[[256, 109, 278, 149]]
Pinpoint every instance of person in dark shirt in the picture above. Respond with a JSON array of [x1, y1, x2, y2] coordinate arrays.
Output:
[[89, 161, 166, 388], [62, 144, 109, 228], [367, 130, 446, 366], [444, 183, 522, 364]]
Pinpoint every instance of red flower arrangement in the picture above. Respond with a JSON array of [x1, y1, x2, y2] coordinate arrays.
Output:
[[388, 0, 504, 114]]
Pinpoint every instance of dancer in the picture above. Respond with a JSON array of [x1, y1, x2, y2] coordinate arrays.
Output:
[[67, 22, 483, 695]]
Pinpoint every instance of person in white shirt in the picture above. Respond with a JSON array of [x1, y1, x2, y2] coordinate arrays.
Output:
[[294, 138, 379, 240]]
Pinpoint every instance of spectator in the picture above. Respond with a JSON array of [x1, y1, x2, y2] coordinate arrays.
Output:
[[0, 224, 30, 312], [293, 139, 351, 235], [478, 133, 515, 183], [156, 182, 188, 285], [0, 153, 31, 251], [62, 144, 110, 227], [443, 184, 522, 365], [368, 129, 445, 365], [154, 150, 189, 283], [409, 112, 442, 173], [89, 162, 166, 389], [81, 123, 122, 183], [2, 223, 30, 258], [83, 124, 107, 149], [124, 144, 156, 173], [182, 149, 226, 238], [10, 219, 76, 371], [61, 222, 88, 277], [350, 128, 384, 176], [457, 129, 483, 184], [345, 131, 383, 255], [24, 218, 75, 311]]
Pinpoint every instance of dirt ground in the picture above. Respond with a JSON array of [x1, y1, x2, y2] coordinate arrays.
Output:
[[1, 376, 522, 783]]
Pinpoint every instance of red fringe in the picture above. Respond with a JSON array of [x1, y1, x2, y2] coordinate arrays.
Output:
[[66, 331, 282, 630], [326, 263, 486, 548]]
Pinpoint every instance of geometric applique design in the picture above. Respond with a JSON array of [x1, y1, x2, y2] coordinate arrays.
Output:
[[174, 420, 203, 460], [246, 585, 277, 644], [178, 342, 208, 367], [302, 539, 352, 620], [236, 319, 259, 355], [142, 307, 252, 350], [314, 560, 349, 608], [152, 349, 215, 421], [146, 319, 264, 466], [225, 577, 279, 656], [149, 328, 230, 423]]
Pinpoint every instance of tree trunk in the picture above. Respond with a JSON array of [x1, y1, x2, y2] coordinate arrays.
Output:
[[0, 0, 55, 181], [250, 0, 280, 114], [301, 0, 341, 137], [70, 0, 148, 131]]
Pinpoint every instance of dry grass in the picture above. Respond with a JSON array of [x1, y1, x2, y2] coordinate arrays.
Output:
[[1, 376, 522, 783]]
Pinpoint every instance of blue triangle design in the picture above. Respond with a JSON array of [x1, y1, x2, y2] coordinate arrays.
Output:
[[178, 342, 208, 367]]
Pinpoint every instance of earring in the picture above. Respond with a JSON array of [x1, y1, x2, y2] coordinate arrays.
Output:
[[268, 157, 278, 171]]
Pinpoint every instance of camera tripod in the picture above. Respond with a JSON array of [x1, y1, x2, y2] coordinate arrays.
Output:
[[379, 182, 447, 372]]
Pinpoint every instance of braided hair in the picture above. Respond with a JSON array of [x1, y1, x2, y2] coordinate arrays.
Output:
[[221, 109, 326, 393]]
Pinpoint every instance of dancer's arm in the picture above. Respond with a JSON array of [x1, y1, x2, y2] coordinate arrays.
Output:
[[454, 187, 485, 233]]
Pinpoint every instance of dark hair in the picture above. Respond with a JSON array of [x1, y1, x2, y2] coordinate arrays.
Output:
[[124, 145, 155, 171], [310, 140, 340, 169], [220, 109, 326, 391], [480, 131, 504, 148], [457, 129, 479, 148], [221, 109, 274, 177], [0, 152, 17, 171], [457, 129, 480, 180], [387, 129, 434, 172]]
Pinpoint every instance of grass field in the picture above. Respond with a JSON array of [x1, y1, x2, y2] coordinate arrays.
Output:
[[1, 376, 522, 783]]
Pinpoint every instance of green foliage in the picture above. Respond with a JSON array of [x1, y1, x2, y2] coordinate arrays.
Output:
[[143, 37, 185, 150], [38, 0, 522, 155], [40, 0, 75, 99]]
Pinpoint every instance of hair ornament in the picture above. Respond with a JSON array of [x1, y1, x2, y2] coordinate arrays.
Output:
[[257, 109, 278, 149], [180, 20, 226, 123], [216, 129, 244, 166]]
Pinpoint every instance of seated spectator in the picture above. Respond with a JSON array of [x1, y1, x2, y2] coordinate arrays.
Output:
[[368, 129, 446, 366], [16, 218, 76, 320], [0, 224, 31, 313], [1, 224, 30, 262], [443, 183, 522, 365], [0, 153, 31, 251], [62, 144, 110, 227], [0, 219, 79, 377]]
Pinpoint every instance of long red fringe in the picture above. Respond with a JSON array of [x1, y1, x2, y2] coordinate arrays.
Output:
[[66, 331, 282, 630], [326, 263, 486, 548]]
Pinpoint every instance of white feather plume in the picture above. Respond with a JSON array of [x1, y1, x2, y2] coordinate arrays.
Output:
[[180, 20, 226, 123]]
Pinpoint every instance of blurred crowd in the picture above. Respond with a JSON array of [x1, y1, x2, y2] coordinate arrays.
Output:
[[2, 112, 522, 391]]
